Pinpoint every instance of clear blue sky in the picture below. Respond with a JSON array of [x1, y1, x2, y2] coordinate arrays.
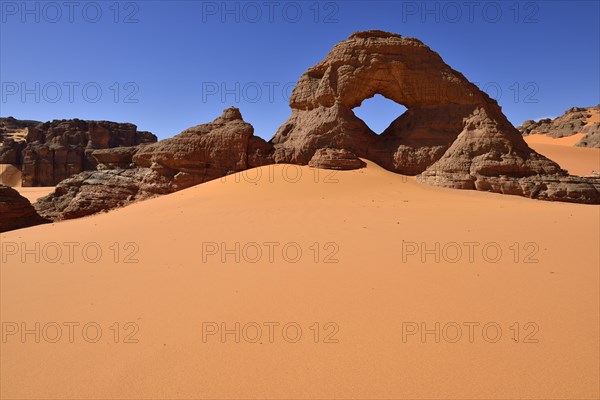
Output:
[[1, 0, 599, 139]]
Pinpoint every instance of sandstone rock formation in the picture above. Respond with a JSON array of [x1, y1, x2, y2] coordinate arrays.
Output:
[[272, 30, 499, 173], [35, 108, 273, 220], [134, 107, 273, 189], [308, 148, 366, 170], [27, 31, 600, 220], [0, 118, 157, 186], [0, 185, 49, 232], [0, 117, 41, 139], [517, 105, 600, 147], [92, 146, 142, 170], [273, 30, 599, 203], [0, 117, 39, 166], [34, 168, 172, 220]]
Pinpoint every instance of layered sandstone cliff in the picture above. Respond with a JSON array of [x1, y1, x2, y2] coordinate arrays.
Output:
[[0, 117, 157, 186]]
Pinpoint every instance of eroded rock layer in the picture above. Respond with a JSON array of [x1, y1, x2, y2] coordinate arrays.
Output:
[[0, 118, 157, 186]]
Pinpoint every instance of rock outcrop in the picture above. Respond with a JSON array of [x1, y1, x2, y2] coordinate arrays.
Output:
[[0, 118, 157, 186], [273, 30, 599, 203], [35, 108, 273, 220], [308, 148, 366, 170], [92, 146, 142, 170], [33, 168, 172, 220], [0, 185, 49, 232], [517, 105, 600, 148], [417, 108, 599, 203], [134, 107, 273, 189]]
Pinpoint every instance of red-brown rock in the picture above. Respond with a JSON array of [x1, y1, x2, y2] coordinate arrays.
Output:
[[273, 30, 598, 203], [134, 107, 272, 189], [0, 185, 49, 232], [0, 118, 157, 186]]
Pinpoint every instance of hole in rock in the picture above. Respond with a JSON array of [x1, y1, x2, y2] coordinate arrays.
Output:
[[352, 94, 408, 134]]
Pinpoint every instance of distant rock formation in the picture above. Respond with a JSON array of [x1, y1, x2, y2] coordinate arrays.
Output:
[[0, 117, 41, 140], [0, 185, 49, 232], [0, 117, 157, 186], [35, 108, 273, 220], [517, 105, 600, 147]]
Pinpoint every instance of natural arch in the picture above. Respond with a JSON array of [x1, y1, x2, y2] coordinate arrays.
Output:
[[270, 30, 562, 182]]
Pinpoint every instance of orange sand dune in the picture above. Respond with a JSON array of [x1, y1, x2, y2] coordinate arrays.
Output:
[[525, 135, 599, 176], [1, 162, 598, 399], [525, 132, 587, 147]]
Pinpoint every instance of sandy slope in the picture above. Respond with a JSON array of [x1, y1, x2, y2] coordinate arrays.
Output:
[[13, 187, 55, 203], [16, 187, 55, 203], [1, 161, 599, 399], [525, 132, 588, 147], [0, 164, 53, 200], [525, 134, 599, 176], [0, 164, 22, 187]]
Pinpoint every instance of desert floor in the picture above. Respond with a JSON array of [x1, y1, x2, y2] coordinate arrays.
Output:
[[1, 146, 599, 399], [524, 133, 600, 176]]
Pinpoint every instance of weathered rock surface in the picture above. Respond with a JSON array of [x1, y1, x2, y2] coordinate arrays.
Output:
[[92, 146, 142, 170], [0, 185, 49, 232], [134, 107, 273, 189], [416, 107, 600, 203], [34, 168, 172, 220], [273, 30, 598, 203], [0, 117, 39, 165], [0, 117, 40, 141], [471, 175, 600, 204], [308, 148, 366, 170], [0, 118, 157, 186], [35, 108, 273, 220], [517, 105, 600, 147]]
